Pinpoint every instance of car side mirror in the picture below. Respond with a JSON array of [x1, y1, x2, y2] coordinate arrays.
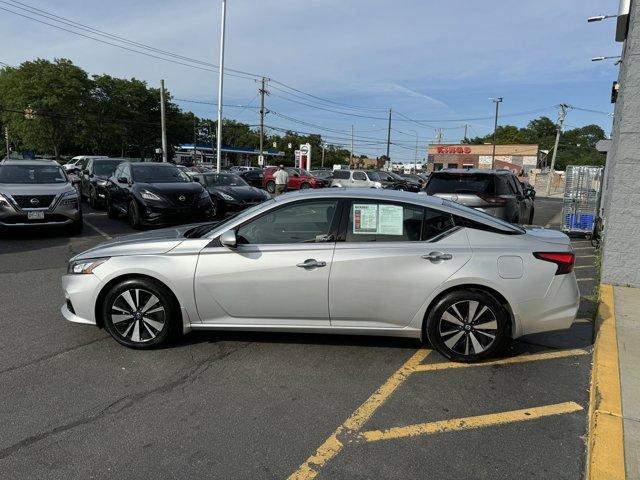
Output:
[[117, 176, 128, 184], [193, 177, 200, 183], [219, 229, 237, 248]]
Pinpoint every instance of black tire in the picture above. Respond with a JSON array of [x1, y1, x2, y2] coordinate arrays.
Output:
[[69, 216, 83, 234], [425, 289, 509, 363], [128, 200, 143, 230], [212, 197, 225, 219], [101, 278, 180, 349], [300, 182, 311, 190], [528, 208, 535, 225], [266, 181, 276, 194], [89, 187, 97, 209], [106, 196, 119, 219], [395, 185, 406, 191]]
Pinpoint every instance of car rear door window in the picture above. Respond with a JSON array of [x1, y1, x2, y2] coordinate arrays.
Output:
[[236, 200, 338, 244], [352, 171, 366, 181]]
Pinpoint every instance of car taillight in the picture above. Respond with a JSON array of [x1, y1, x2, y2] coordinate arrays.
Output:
[[533, 252, 575, 275], [477, 193, 507, 204]]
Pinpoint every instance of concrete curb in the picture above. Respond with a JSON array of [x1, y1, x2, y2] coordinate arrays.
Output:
[[587, 284, 626, 479]]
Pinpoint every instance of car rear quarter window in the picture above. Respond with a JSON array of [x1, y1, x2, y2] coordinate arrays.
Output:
[[353, 171, 367, 181]]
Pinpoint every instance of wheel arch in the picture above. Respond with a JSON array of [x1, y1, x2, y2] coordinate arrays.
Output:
[[420, 283, 516, 340], [94, 273, 182, 329]]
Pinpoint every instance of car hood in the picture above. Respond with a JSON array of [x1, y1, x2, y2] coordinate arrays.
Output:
[[70, 224, 198, 261], [209, 185, 266, 200], [136, 182, 203, 195], [0, 183, 75, 196]]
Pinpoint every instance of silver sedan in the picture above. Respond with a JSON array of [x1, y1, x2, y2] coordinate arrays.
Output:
[[61, 189, 579, 362]]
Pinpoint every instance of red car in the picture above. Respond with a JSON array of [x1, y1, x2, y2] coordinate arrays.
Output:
[[262, 167, 325, 193]]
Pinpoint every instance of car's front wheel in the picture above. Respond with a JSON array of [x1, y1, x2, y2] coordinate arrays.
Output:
[[101, 278, 179, 349], [266, 181, 276, 193], [128, 200, 143, 229], [425, 289, 508, 363]]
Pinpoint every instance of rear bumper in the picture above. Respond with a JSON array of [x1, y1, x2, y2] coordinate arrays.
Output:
[[515, 273, 580, 336]]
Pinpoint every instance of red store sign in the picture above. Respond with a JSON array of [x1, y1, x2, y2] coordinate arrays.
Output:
[[437, 146, 472, 154]]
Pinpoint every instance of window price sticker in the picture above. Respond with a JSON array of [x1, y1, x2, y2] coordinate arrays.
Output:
[[352, 204, 403, 235]]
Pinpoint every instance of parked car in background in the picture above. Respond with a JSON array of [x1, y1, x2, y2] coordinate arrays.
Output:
[[64, 155, 108, 173], [239, 169, 264, 189], [0, 159, 82, 232], [402, 173, 429, 188], [191, 172, 269, 217], [105, 162, 213, 229], [330, 169, 382, 188], [311, 169, 334, 182], [374, 170, 414, 190], [387, 171, 421, 192], [80, 158, 127, 208], [230, 166, 260, 173], [61, 188, 579, 363], [263, 167, 325, 193], [425, 169, 535, 224]]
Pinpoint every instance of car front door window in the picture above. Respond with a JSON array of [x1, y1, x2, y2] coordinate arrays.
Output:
[[236, 200, 338, 245]]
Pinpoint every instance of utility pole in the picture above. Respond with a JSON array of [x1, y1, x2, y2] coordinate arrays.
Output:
[[350, 125, 354, 165], [215, 0, 227, 173], [414, 133, 419, 174], [435, 128, 444, 144], [491, 97, 503, 169], [321, 143, 326, 168], [386, 108, 392, 169], [159, 79, 168, 162], [4, 126, 9, 160], [546, 103, 569, 196], [463, 124, 469, 142], [259, 77, 268, 166], [193, 117, 198, 163]]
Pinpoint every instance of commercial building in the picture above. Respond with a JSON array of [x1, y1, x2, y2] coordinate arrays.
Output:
[[426, 144, 547, 173]]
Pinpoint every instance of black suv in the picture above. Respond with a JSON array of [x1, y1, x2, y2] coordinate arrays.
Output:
[[105, 162, 214, 229], [424, 169, 535, 224], [80, 158, 127, 208]]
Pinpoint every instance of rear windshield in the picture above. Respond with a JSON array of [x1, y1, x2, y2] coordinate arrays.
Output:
[[94, 160, 123, 176], [332, 170, 350, 179], [0, 164, 67, 184], [426, 173, 495, 195]]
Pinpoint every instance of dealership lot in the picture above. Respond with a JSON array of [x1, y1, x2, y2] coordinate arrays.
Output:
[[0, 197, 597, 479]]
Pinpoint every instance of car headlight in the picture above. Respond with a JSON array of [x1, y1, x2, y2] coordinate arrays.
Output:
[[61, 189, 79, 206], [0, 193, 9, 206], [97, 179, 108, 187], [219, 192, 235, 201], [62, 189, 78, 198], [67, 258, 108, 274], [141, 190, 161, 201]]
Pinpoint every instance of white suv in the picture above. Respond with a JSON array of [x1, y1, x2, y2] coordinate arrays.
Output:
[[330, 169, 382, 188]]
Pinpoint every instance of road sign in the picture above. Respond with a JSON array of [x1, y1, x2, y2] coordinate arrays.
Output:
[[294, 150, 301, 168], [258, 154, 265, 166]]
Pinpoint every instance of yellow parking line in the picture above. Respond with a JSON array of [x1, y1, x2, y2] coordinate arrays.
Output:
[[575, 265, 595, 269], [411, 348, 588, 373], [356, 401, 583, 443], [287, 348, 431, 480], [587, 284, 625, 480]]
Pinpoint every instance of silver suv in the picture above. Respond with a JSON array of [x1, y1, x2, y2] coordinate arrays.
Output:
[[0, 159, 83, 232], [330, 169, 382, 188]]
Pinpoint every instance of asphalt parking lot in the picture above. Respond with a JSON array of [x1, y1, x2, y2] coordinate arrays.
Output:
[[0, 197, 598, 480]]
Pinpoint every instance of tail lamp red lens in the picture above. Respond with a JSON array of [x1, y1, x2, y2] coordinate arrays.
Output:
[[477, 193, 507, 204], [533, 252, 575, 275]]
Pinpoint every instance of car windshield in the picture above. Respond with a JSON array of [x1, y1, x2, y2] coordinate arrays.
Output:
[[94, 161, 123, 176], [131, 165, 191, 183], [426, 173, 495, 195], [0, 164, 68, 184], [205, 173, 248, 187], [287, 168, 310, 176], [186, 199, 277, 238]]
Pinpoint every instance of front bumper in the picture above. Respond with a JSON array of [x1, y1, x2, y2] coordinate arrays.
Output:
[[139, 199, 213, 226], [0, 195, 81, 227], [61, 273, 102, 325]]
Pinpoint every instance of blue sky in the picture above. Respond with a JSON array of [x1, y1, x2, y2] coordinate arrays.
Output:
[[0, 0, 621, 161]]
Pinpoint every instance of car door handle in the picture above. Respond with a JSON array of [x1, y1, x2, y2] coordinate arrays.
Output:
[[421, 252, 453, 262], [296, 259, 327, 269]]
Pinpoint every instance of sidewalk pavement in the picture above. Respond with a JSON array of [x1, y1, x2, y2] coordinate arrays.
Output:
[[615, 286, 640, 479], [588, 284, 639, 480]]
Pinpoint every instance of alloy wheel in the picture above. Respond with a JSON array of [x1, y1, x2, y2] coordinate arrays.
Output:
[[438, 300, 498, 356], [110, 288, 166, 343]]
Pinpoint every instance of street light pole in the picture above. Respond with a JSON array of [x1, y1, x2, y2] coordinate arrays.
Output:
[[215, 0, 227, 173], [545, 103, 569, 196], [159, 79, 168, 162], [490, 97, 503, 169]]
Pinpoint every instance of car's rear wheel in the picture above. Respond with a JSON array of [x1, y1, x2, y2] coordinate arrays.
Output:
[[395, 185, 406, 191], [425, 289, 508, 363], [102, 278, 179, 349], [266, 181, 275, 193], [300, 182, 311, 190], [106, 196, 118, 219], [128, 200, 142, 229]]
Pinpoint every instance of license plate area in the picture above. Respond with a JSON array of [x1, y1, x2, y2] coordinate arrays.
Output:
[[27, 211, 45, 220]]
